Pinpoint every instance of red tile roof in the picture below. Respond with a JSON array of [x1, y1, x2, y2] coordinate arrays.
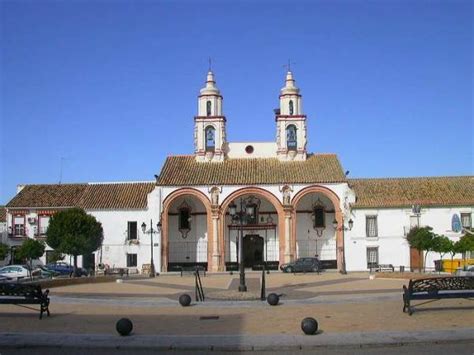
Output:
[[0, 206, 6, 222], [349, 176, 474, 208], [6, 182, 155, 210], [157, 154, 347, 186]]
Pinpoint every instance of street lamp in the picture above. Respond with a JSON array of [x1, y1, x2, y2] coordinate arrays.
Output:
[[141, 219, 161, 278], [332, 218, 353, 275], [229, 198, 254, 292]]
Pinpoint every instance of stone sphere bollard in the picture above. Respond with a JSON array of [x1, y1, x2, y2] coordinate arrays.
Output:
[[267, 293, 280, 306], [179, 293, 192, 307], [301, 317, 318, 335], [116, 318, 133, 336]]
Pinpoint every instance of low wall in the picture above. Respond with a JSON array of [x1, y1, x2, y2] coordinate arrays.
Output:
[[31, 276, 120, 288]]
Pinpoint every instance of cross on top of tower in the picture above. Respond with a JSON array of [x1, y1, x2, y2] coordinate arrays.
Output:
[[283, 59, 295, 72]]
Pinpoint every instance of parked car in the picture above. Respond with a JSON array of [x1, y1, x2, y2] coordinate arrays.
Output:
[[455, 265, 474, 276], [280, 257, 321, 273], [46, 262, 88, 277], [0, 265, 30, 281], [32, 265, 60, 279]]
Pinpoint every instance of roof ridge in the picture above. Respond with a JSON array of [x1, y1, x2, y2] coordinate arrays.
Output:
[[349, 176, 473, 181]]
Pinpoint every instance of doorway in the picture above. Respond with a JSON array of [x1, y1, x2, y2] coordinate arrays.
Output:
[[242, 234, 264, 267]]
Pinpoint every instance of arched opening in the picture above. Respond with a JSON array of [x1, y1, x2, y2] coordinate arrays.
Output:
[[286, 124, 297, 151], [289, 100, 294, 115], [205, 126, 215, 152], [292, 186, 343, 271], [162, 189, 212, 272], [220, 188, 285, 271], [206, 100, 212, 116]]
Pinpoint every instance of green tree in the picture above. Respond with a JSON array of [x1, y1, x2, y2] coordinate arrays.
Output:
[[455, 231, 474, 267], [46, 208, 103, 276], [406, 226, 435, 272], [16, 239, 45, 279], [431, 235, 453, 273], [48, 249, 65, 264], [0, 242, 9, 260]]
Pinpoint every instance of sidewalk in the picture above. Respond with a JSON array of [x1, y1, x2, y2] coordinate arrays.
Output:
[[0, 272, 472, 350]]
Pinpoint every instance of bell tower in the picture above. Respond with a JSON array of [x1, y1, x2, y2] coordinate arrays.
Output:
[[194, 70, 227, 162], [276, 70, 307, 161]]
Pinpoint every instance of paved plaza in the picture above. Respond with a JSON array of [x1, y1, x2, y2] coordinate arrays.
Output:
[[0, 272, 473, 351]]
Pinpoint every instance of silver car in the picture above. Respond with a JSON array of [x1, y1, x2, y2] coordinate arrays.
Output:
[[0, 265, 30, 281]]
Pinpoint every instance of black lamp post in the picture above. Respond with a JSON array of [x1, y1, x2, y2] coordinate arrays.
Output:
[[332, 218, 353, 275], [141, 219, 161, 278], [229, 199, 254, 292]]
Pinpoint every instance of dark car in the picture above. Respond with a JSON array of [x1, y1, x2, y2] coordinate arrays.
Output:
[[280, 257, 321, 273], [46, 262, 88, 276]]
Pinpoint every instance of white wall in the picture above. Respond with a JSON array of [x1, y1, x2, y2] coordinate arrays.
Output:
[[345, 207, 472, 271]]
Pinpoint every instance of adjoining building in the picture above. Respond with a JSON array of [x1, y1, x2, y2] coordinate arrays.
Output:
[[4, 70, 473, 273]]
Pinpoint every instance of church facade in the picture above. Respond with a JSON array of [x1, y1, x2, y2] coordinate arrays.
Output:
[[4, 70, 473, 273]]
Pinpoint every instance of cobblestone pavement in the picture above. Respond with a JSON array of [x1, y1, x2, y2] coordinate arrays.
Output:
[[0, 272, 472, 346]]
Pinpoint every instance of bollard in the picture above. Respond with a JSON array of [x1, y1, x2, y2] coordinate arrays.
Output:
[[267, 293, 279, 306], [301, 317, 318, 335], [116, 318, 133, 336], [179, 293, 192, 307]]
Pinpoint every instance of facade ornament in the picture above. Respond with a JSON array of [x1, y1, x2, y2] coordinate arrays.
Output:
[[280, 185, 293, 205], [209, 186, 222, 206]]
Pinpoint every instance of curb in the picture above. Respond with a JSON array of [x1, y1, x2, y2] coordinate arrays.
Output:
[[0, 328, 473, 351]]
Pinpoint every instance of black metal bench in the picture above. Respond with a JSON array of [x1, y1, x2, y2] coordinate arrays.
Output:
[[402, 276, 474, 315], [104, 268, 129, 277], [0, 282, 50, 319]]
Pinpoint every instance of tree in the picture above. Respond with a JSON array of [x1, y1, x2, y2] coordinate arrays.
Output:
[[0, 242, 9, 261], [431, 235, 453, 273], [455, 231, 474, 267], [16, 239, 45, 279], [406, 226, 435, 272], [48, 249, 65, 264], [46, 208, 103, 276]]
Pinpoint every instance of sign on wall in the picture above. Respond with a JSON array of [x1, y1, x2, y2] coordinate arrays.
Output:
[[452, 214, 462, 232]]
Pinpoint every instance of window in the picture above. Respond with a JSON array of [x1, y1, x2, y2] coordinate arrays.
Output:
[[206, 100, 212, 116], [205, 126, 215, 152], [179, 208, 191, 230], [366, 216, 378, 238], [289, 100, 294, 115], [461, 213, 472, 229], [127, 221, 137, 240], [366, 247, 379, 269], [286, 124, 297, 150], [312, 207, 325, 228], [13, 216, 25, 236], [126, 253, 137, 267]]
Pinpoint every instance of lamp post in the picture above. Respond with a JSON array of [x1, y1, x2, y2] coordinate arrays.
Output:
[[332, 218, 354, 275], [141, 219, 161, 278], [229, 199, 255, 292]]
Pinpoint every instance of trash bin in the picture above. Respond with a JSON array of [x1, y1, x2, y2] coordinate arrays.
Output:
[[399, 266, 405, 273]]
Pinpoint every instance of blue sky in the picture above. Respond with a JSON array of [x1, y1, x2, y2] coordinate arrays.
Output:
[[1, 0, 472, 203]]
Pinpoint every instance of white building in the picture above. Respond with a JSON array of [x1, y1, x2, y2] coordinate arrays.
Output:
[[4, 70, 473, 273]]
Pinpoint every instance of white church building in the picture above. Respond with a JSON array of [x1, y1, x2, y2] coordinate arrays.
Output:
[[4, 70, 473, 273]]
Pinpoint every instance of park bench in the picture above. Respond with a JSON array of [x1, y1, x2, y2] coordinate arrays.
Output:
[[0, 282, 50, 319], [376, 264, 395, 272], [104, 268, 129, 277], [402, 276, 474, 315]]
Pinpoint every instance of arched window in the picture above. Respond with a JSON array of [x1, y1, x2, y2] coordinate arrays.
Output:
[[289, 100, 294, 115], [206, 101, 212, 116], [205, 126, 215, 152], [286, 124, 297, 150]]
